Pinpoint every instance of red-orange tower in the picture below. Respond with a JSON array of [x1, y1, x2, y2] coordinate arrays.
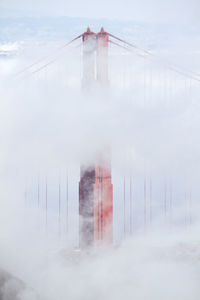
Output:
[[96, 27, 109, 83], [81, 27, 96, 89], [79, 28, 113, 248]]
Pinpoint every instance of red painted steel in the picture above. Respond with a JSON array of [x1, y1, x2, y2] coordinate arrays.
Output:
[[93, 28, 113, 244], [96, 27, 109, 83], [93, 162, 113, 244], [82, 28, 96, 89], [79, 28, 113, 247]]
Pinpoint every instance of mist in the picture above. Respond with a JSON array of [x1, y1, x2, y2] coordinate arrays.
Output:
[[0, 20, 200, 299]]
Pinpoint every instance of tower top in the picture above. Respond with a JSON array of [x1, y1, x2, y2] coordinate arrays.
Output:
[[87, 27, 91, 33]]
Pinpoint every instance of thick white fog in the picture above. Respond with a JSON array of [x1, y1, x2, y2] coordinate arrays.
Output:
[[0, 24, 200, 299]]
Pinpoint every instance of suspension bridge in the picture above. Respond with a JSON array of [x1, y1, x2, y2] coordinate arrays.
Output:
[[18, 27, 200, 249]]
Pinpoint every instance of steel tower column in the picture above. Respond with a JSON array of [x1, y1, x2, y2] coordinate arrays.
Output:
[[93, 28, 113, 243], [79, 28, 113, 248], [79, 28, 96, 248]]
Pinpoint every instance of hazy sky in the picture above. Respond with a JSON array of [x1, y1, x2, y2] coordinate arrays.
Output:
[[0, 0, 199, 24]]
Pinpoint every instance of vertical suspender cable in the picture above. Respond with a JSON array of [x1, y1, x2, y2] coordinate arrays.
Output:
[[169, 181, 173, 227], [45, 177, 48, 232], [37, 176, 40, 208], [164, 181, 167, 218], [144, 176, 147, 232], [150, 177, 152, 225], [124, 176, 126, 238], [59, 177, 61, 236], [66, 169, 69, 233], [130, 176, 132, 235], [189, 190, 192, 226]]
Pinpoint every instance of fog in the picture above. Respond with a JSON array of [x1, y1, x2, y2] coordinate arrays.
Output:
[[0, 31, 200, 299]]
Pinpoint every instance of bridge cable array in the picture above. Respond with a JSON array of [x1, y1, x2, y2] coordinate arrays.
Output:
[[106, 32, 200, 83], [14, 30, 200, 84]]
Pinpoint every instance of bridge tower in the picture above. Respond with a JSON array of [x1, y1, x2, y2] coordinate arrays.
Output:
[[79, 28, 113, 248]]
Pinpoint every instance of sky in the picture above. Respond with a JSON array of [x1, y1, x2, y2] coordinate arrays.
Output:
[[0, 0, 200, 24]]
